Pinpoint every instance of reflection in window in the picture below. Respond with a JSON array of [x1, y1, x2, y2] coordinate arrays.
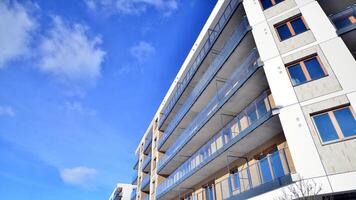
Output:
[[312, 106, 356, 143]]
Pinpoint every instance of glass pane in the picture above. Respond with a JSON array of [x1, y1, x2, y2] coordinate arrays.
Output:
[[257, 99, 267, 117], [291, 17, 307, 34], [270, 152, 285, 178], [304, 57, 325, 80], [233, 173, 241, 190], [313, 113, 340, 142], [260, 158, 273, 183], [287, 64, 307, 85], [334, 107, 356, 138], [247, 109, 258, 124], [276, 24, 292, 40], [260, 0, 273, 10]]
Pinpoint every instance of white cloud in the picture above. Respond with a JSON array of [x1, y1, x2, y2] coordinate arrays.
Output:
[[0, 1, 36, 68], [130, 41, 155, 62], [0, 105, 16, 117], [64, 101, 96, 116], [60, 166, 97, 186], [38, 16, 105, 84], [84, 0, 178, 16]]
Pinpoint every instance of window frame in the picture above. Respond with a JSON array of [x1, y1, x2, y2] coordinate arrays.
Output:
[[275, 15, 309, 41], [259, 0, 284, 10], [311, 105, 356, 145], [285, 54, 328, 86]]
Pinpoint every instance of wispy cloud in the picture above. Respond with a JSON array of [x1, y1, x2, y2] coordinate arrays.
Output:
[[0, 1, 37, 68], [60, 166, 97, 186], [64, 101, 97, 116], [84, 0, 178, 16], [0, 105, 16, 117], [130, 41, 155, 63], [38, 16, 106, 86]]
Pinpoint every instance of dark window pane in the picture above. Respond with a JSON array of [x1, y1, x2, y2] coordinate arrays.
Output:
[[304, 57, 325, 80], [232, 173, 241, 189], [334, 18, 353, 30], [288, 64, 307, 85], [260, 0, 273, 10], [313, 113, 339, 142], [275, 0, 284, 3], [291, 18, 307, 34], [334, 107, 356, 138], [277, 24, 292, 40], [257, 99, 268, 117]]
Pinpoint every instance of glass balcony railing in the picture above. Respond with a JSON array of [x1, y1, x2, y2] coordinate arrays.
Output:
[[131, 172, 138, 184], [141, 174, 150, 189], [142, 153, 151, 171], [156, 92, 273, 198], [157, 48, 261, 172], [143, 134, 152, 153], [157, 16, 251, 150], [131, 188, 137, 200], [179, 148, 293, 200], [158, 0, 242, 129], [143, 195, 149, 200], [329, 4, 356, 34]]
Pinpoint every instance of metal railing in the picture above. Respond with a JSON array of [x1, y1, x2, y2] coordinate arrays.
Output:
[[157, 16, 251, 150], [158, 0, 242, 129], [141, 174, 150, 189], [142, 153, 151, 171], [156, 92, 273, 198], [131, 172, 138, 184], [180, 148, 292, 200], [157, 48, 260, 172], [329, 4, 356, 34]]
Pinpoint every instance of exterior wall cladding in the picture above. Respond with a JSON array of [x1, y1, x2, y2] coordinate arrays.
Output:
[[131, 0, 356, 200]]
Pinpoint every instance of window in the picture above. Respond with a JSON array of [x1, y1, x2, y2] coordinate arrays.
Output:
[[312, 105, 356, 143], [286, 55, 327, 86], [334, 15, 356, 30], [275, 15, 308, 41], [260, 0, 284, 10]]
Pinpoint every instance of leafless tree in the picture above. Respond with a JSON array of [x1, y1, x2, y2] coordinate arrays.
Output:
[[276, 178, 322, 200]]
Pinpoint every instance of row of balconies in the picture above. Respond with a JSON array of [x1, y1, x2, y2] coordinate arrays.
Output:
[[157, 48, 261, 174], [158, 0, 242, 130], [157, 15, 251, 151], [156, 91, 280, 198]]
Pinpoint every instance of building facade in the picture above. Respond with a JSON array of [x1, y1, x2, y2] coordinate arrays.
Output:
[[109, 183, 136, 200], [131, 0, 356, 199]]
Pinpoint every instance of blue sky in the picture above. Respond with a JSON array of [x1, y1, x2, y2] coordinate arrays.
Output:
[[0, 0, 215, 199]]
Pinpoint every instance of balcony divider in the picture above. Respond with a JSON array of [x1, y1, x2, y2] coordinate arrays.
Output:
[[180, 148, 293, 200], [158, 16, 251, 150], [158, 0, 242, 129], [157, 48, 261, 173], [156, 91, 274, 199]]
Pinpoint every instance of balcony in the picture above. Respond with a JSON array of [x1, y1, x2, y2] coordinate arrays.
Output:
[[131, 188, 137, 200], [157, 48, 267, 175], [158, 0, 242, 130], [133, 159, 139, 170], [157, 16, 251, 152], [181, 148, 294, 200], [329, 4, 356, 58], [143, 134, 152, 155], [330, 4, 356, 35], [141, 174, 150, 192], [142, 153, 151, 173], [156, 92, 284, 199], [131, 172, 138, 185]]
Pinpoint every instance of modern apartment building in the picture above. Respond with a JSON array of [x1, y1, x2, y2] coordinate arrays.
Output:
[[131, 0, 356, 199], [109, 183, 136, 200]]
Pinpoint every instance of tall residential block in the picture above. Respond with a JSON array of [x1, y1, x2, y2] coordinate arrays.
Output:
[[131, 0, 356, 199]]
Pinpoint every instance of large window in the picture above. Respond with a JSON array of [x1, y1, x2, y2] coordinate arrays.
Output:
[[312, 105, 356, 143], [275, 15, 308, 41], [286, 54, 327, 86], [260, 0, 284, 10]]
